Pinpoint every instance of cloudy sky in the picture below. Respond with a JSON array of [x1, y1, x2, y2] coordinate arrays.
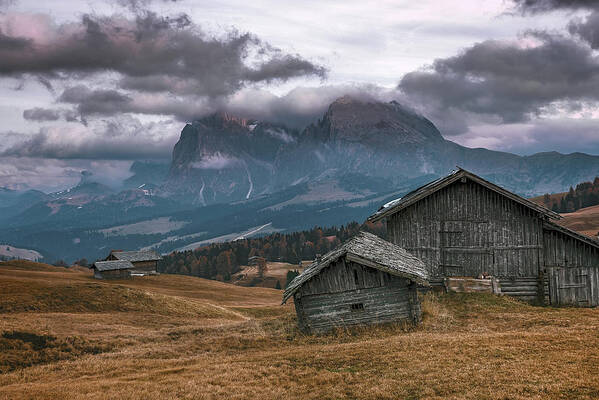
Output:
[[1, 0, 598, 191]]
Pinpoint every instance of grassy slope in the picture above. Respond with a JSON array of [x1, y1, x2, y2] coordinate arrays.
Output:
[[1, 261, 598, 399], [559, 204, 599, 237]]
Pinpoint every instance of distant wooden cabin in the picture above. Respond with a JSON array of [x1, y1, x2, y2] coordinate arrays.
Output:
[[283, 231, 429, 334], [92, 260, 133, 280], [369, 168, 599, 306], [248, 256, 267, 277], [106, 250, 162, 275]]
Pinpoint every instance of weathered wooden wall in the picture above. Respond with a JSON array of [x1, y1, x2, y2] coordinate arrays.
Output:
[[544, 228, 599, 306], [294, 258, 420, 333], [131, 261, 157, 273], [386, 179, 545, 288], [94, 269, 131, 280]]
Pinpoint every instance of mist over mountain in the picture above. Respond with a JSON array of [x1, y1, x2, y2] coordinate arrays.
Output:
[[164, 95, 599, 205], [3, 95, 599, 263]]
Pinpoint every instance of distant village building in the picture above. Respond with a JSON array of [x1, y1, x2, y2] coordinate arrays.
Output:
[[283, 231, 429, 334], [248, 256, 267, 277], [106, 250, 162, 275], [369, 168, 599, 306], [92, 260, 133, 280]]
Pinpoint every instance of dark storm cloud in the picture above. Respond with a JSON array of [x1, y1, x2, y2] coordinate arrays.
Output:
[[59, 86, 133, 115], [399, 32, 599, 129], [113, 0, 182, 13], [0, 29, 31, 50], [569, 11, 599, 48], [22, 107, 61, 122], [0, 11, 326, 100], [512, 0, 599, 13]]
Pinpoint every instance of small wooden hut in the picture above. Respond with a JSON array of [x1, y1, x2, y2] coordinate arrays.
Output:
[[92, 260, 133, 280], [282, 231, 429, 334], [106, 250, 162, 275]]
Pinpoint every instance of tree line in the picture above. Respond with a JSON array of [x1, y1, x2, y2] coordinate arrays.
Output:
[[542, 177, 599, 213], [158, 221, 386, 282]]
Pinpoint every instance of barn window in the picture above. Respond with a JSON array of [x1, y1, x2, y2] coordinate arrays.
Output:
[[350, 303, 364, 311], [353, 269, 359, 285]]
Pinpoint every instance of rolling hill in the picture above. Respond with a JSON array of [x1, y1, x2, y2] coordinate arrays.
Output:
[[1, 261, 599, 399]]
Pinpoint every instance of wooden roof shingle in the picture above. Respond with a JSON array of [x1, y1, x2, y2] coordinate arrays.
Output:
[[282, 231, 429, 304], [93, 260, 134, 271], [110, 250, 162, 262], [368, 168, 561, 222]]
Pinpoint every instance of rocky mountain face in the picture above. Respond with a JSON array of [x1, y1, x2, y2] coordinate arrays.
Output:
[[165, 95, 599, 205], [164, 112, 299, 205]]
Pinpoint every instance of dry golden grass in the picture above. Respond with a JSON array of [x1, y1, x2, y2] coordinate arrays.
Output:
[[1, 261, 599, 399], [559, 204, 599, 237]]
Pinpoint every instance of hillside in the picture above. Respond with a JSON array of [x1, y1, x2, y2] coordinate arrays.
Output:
[[559, 204, 599, 238], [1, 261, 599, 399]]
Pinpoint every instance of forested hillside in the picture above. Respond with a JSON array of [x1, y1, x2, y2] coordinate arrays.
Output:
[[159, 221, 385, 281], [537, 177, 599, 212]]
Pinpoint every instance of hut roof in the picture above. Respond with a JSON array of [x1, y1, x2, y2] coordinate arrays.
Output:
[[110, 250, 162, 262], [282, 231, 429, 304], [369, 168, 561, 222], [93, 260, 134, 271], [543, 220, 599, 249]]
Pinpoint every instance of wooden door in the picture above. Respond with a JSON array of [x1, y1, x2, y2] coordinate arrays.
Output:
[[548, 266, 591, 306], [440, 220, 494, 277]]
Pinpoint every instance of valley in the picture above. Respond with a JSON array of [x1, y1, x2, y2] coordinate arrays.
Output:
[[3, 97, 599, 264]]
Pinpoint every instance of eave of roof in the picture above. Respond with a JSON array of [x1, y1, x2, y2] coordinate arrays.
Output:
[[282, 231, 429, 304], [93, 260, 134, 271], [368, 168, 561, 222], [111, 250, 162, 262], [543, 220, 599, 250]]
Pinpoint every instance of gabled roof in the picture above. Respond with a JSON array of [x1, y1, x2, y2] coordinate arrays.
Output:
[[110, 250, 162, 262], [282, 231, 429, 304], [543, 220, 599, 250], [369, 168, 561, 222], [93, 260, 134, 271]]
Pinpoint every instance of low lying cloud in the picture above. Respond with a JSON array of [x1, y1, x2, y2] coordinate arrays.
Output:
[[191, 153, 240, 169], [0, 157, 133, 192], [1, 115, 180, 160], [226, 84, 401, 129], [22, 107, 61, 122]]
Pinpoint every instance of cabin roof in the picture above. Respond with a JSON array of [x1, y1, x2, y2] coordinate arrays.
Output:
[[368, 168, 561, 222], [110, 250, 162, 262], [282, 231, 429, 304], [93, 260, 134, 271], [543, 220, 599, 250]]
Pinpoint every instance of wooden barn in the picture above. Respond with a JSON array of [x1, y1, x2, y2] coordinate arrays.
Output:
[[282, 231, 429, 334], [92, 260, 133, 280], [106, 250, 162, 275], [369, 168, 599, 306]]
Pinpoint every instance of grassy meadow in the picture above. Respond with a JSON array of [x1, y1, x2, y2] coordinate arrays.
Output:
[[1, 260, 599, 399]]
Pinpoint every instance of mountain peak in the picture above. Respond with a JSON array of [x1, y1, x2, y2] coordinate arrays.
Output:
[[307, 96, 444, 145], [196, 112, 252, 130]]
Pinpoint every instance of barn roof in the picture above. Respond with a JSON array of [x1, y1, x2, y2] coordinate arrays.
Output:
[[543, 220, 599, 250], [282, 231, 429, 304], [93, 260, 134, 271], [369, 168, 561, 222], [110, 250, 162, 262]]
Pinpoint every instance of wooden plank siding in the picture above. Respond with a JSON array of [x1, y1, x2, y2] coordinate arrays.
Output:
[[130, 261, 157, 273], [93, 268, 131, 280], [544, 229, 599, 306], [387, 179, 545, 283], [294, 258, 420, 333]]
